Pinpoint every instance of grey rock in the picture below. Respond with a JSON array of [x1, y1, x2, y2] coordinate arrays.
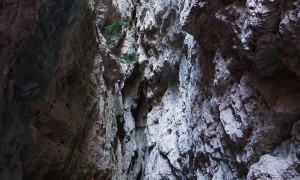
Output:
[[0, 0, 300, 179]]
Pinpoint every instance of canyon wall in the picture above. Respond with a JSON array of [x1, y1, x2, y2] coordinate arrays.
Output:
[[0, 0, 300, 179]]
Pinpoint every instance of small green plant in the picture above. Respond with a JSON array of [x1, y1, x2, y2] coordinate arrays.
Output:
[[106, 40, 114, 49], [121, 52, 138, 62], [103, 18, 124, 37]]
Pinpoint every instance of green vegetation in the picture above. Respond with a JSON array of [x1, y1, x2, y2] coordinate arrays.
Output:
[[103, 18, 138, 64], [103, 18, 125, 51], [106, 40, 114, 49], [103, 18, 124, 37], [121, 52, 138, 62]]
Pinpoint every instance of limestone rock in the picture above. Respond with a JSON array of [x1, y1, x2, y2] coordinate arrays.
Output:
[[0, 0, 300, 179]]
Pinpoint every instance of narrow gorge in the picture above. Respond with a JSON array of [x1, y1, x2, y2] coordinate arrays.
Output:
[[1, 0, 300, 179]]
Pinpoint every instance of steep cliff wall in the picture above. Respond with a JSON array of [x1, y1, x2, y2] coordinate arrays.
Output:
[[0, 0, 102, 179], [0, 0, 300, 179]]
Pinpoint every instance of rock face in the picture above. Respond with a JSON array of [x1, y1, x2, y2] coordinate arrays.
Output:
[[0, 0, 300, 179]]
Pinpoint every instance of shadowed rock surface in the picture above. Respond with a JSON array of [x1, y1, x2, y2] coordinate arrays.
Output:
[[0, 0, 300, 179]]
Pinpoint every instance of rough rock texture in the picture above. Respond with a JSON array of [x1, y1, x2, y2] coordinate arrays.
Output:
[[0, 0, 110, 179], [180, 0, 300, 179], [0, 0, 300, 179]]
